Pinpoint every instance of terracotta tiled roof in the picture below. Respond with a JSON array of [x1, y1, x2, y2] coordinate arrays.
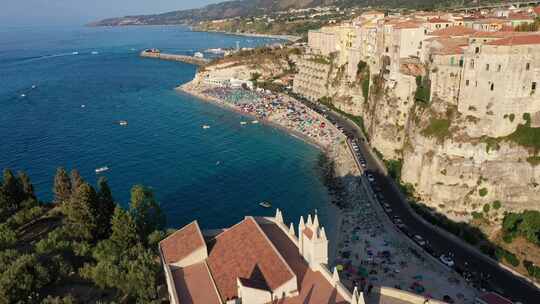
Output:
[[534, 6, 540, 16], [303, 227, 313, 239], [477, 292, 513, 304], [475, 18, 507, 24], [508, 12, 534, 20], [259, 222, 347, 304], [206, 217, 294, 302], [487, 34, 540, 46], [394, 21, 423, 29], [470, 31, 516, 38], [430, 26, 477, 37], [171, 262, 221, 304], [428, 17, 450, 23], [159, 221, 206, 264]]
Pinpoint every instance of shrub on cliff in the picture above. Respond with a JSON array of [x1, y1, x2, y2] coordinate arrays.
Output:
[[495, 247, 520, 267], [524, 260, 540, 279], [414, 75, 431, 105], [502, 210, 540, 245], [421, 118, 451, 141], [384, 159, 403, 182], [506, 113, 540, 150], [479, 188, 488, 197]]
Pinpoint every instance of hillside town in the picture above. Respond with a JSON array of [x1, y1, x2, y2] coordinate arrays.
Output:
[[164, 3, 540, 304]]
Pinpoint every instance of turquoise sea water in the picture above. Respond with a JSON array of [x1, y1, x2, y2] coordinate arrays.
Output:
[[0, 26, 333, 229]]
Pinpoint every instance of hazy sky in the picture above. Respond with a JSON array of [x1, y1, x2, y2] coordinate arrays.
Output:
[[1, 0, 223, 26]]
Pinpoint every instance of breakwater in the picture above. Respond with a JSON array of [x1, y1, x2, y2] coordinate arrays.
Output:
[[139, 51, 211, 66]]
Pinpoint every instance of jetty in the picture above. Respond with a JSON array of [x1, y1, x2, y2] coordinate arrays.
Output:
[[140, 49, 211, 66]]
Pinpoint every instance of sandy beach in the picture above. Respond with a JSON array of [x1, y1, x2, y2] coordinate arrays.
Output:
[[178, 80, 359, 261]]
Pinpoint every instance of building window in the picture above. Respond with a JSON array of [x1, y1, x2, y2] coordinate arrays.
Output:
[[486, 64, 490, 71], [475, 81, 478, 87], [490, 83, 494, 91], [475, 47, 480, 54], [459, 57, 464, 67], [526, 63, 530, 71], [497, 64, 502, 72], [450, 57, 455, 65], [470, 59, 475, 68], [533, 82, 537, 92], [466, 80, 470, 86], [385, 47, 389, 53]]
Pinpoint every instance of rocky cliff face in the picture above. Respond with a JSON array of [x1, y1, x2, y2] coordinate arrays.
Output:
[[335, 62, 540, 221]]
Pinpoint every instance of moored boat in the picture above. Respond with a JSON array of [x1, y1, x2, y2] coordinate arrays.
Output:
[[259, 201, 272, 208], [95, 166, 109, 174]]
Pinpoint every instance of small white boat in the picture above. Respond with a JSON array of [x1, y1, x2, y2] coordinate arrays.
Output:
[[31, 85, 36, 89], [202, 125, 211, 129], [81, 104, 86, 108], [95, 166, 109, 174], [20, 94, 26, 97], [119, 120, 128, 126], [72, 51, 79, 55], [240, 121, 247, 125], [259, 201, 272, 208], [91, 51, 99, 55], [251, 120, 259, 124]]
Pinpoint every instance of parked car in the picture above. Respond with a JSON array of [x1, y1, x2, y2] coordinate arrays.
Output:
[[413, 235, 426, 247], [440, 254, 455, 267]]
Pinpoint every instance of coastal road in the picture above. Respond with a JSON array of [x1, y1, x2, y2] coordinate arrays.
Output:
[[289, 92, 540, 303]]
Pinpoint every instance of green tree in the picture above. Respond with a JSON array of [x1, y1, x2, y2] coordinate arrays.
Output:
[[129, 185, 165, 241], [518, 210, 540, 244], [64, 183, 99, 240], [120, 245, 160, 303], [17, 171, 36, 202], [70, 169, 84, 194], [96, 177, 116, 239], [81, 244, 159, 303], [110, 207, 139, 252], [0, 224, 17, 250], [0, 189, 8, 221], [81, 209, 158, 303], [41, 295, 76, 304], [503, 213, 522, 233], [53, 168, 72, 205], [0, 252, 51, 304], [2, 169, 23, 210]]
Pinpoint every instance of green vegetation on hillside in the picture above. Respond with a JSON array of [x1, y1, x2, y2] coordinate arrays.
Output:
[[502, 210, 540, 245], [414, 75, 431, 105], [91, 0, 481, 27], [0, 168, 167, 303], [507, 114, 540, 150], [422, 118, 451, 140], [527, 156, 540, 166]]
